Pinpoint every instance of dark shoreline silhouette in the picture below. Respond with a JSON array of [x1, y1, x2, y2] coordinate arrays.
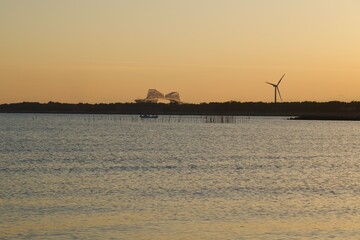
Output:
[[289, 115, 360, 121], [1, 101, 360, 120]]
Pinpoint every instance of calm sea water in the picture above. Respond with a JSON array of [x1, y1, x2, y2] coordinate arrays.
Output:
[[1, 113, 360, 239]]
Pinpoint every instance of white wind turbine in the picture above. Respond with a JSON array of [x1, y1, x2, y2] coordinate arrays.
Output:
[[266, 74, 285, 103]]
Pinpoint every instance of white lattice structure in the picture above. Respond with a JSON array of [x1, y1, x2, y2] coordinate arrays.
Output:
[[135, 89, 181, 103], [165, 92, 180, 102], [146, 89, 164, 99]]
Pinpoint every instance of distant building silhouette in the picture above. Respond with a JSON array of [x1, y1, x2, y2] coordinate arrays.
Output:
[[135, 89, 181, 104], [165, 92, 180, 102]]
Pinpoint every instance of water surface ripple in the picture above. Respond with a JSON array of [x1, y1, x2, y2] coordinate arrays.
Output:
[[1, 114, 360, 239]]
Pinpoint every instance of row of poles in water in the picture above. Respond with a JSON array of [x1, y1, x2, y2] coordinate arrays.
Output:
[[84, 115, 252, 123]]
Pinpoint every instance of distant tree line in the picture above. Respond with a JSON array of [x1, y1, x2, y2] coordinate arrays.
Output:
[[1, 101, 360, 117]]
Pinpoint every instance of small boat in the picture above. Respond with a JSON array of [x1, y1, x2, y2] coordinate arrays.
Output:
[[140, 114, 158, 119]]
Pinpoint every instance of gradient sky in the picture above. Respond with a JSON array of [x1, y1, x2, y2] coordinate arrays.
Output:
[[1, 0, 360, 103]]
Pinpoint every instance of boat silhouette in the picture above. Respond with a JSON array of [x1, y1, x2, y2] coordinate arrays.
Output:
[[140, 114, 158, 119]]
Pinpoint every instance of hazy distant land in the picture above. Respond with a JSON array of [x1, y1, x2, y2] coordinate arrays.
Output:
[[2, 101, 360, 120]]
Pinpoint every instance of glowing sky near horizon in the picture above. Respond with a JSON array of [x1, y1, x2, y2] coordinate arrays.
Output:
[[1, 0, 360, 103]]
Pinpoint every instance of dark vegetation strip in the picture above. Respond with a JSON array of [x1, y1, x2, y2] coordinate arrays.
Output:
[[1, 101, 360, 118]]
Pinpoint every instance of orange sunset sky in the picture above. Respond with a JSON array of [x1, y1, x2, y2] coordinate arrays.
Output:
[[1, 0, 360, 104]]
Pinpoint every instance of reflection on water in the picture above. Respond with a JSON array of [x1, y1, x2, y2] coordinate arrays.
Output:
[[1, 114, 360, 239]]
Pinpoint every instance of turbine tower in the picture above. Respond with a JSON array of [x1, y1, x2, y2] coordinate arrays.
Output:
[[266, 74, 285, 103]]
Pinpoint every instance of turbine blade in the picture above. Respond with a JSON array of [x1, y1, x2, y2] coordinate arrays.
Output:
[[266, 82, 276, 87], [277, 73, 285, 86], [277, 87, 283, 102]]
